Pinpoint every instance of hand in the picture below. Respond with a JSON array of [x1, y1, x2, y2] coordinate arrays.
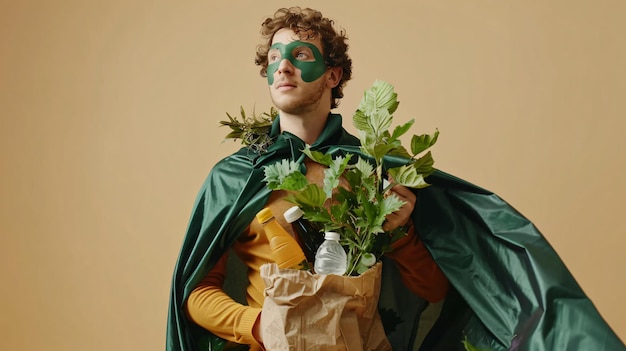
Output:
[[382, 182, 416, 232], [252, 313, 263, 345]]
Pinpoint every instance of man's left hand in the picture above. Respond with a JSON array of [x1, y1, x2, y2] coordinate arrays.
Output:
[[382, 183, 416, 232]]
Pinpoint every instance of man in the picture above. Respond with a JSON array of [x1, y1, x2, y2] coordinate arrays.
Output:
[[169, 7, 447, 350], [167, 7, 625, 351]]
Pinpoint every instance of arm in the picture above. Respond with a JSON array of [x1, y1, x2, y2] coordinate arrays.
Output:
[[383, 184, 449, 303], [185, 250, 264, 348], [385, 223, 449, 302]]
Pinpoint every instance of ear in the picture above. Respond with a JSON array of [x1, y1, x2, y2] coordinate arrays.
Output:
[[326, 67, 343, 88]]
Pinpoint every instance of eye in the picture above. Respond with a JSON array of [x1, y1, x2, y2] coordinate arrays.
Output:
[[268, 51, 281, 63], [293, 47, 314, 61]]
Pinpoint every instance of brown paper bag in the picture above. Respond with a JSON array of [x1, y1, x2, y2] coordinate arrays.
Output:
[[260, 262, 392, 351]]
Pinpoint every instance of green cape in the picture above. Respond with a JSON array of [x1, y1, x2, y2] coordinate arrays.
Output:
[[167, 114, 624, 351]]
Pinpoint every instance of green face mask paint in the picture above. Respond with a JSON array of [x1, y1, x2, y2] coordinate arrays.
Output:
[[267, 41, 327, 85]]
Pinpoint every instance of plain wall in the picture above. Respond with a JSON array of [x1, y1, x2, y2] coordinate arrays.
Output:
[[1, 1, 624, 349]]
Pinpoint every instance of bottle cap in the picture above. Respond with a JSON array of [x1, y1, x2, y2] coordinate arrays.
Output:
[[324, 231, 340, 241], [283, 206, 303, 223], [256, 207, 274, 224]]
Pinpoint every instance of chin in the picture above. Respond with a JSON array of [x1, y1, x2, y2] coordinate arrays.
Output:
[[271, 98, 303, 114], [273, 98, 324, 115]]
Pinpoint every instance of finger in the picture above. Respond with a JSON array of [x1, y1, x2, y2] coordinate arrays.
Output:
[[391, 186, 416, 204]]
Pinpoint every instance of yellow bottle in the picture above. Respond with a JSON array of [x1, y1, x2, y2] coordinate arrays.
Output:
[[256, 207, 309, 270]]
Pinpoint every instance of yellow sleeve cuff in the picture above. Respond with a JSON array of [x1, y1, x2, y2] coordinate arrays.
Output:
[[235, 307, 262, 346]]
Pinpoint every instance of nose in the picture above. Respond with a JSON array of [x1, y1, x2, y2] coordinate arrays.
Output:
[[277, 59, 294, 75]]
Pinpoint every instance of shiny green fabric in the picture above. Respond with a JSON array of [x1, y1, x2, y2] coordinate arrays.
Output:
[[166, 114, 624, 351], [413, 172, 625, 350], [166, 114, 361, 351]]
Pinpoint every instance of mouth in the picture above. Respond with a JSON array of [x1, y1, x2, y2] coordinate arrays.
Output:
[[275, 81, 296, 91]]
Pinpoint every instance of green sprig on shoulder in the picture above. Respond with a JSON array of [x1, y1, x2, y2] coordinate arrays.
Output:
[[220, 106, 277, 153]]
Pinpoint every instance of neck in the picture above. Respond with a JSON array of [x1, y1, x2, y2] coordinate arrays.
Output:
[[278, 109, 330, 145]]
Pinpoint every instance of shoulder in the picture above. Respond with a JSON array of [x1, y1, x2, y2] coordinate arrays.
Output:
[[213, 148, 255, 169], [199, 147, 258, 188]]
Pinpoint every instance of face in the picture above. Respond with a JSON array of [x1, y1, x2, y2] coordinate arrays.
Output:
[[267, 28, 331, 115], [266, 41, 326, 84]]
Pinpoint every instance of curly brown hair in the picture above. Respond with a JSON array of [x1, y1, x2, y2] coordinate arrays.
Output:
[[255, 7, 352, 109]]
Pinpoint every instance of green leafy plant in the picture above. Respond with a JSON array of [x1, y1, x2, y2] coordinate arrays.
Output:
[[220, 106, 277, 153], [262, 80, 439, 275]]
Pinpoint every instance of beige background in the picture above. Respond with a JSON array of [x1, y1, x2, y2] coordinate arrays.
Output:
[[1, 0, 624, 349]]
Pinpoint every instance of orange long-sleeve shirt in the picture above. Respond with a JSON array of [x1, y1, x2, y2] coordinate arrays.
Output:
[[185, 161, 449, 349]]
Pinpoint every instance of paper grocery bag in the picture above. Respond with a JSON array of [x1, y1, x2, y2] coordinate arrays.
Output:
[[260, 262, 391, 351]]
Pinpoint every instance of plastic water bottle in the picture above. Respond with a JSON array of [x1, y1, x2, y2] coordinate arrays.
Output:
[[314, 232, 347, 275], [283, 206, 324, 265], [256, 207, 309, 270]]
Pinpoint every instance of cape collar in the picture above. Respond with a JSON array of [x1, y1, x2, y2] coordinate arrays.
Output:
[[254, 113, 347, 166]]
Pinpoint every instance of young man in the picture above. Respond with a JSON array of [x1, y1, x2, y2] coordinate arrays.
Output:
[[169, 7, 448, 351], [167, 7, 624, 351]]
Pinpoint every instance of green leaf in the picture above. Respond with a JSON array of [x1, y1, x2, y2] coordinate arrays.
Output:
[[372, 143, 398, 161], [361, 197, 379, 228], [286, 184, 326, 207], [220, 107, 275, 152], [388, 165, 430, 189], [352, 159, 377, 200], [379, 194, 405, 223], [387, 146, 412, 159], [411, 129, 439, 156], [335, 180, 358, 204], [412, 151, 435, 176], [390, 119, 415, 141], [263, 160, 302, 190], [224, 130, 244, 140], [330, 201, 349, 225], [370, 108, 393, 138], [279, 172, 309, 191], [323, 155, 351, 199], [352, 110, 373, 135], [354, 157, 374, 180], [302, 144, 333, 166], [357, 80, 399, 117], [358, 132, 378, 157], [306, 211, 334, 225]]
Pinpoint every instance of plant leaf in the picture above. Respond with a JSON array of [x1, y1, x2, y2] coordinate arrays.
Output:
[[388, 165, 430, 189], [263, 160, 301, 190], [352, 110, 372, 135], [280, 172, 310, 191], [354, 157, 374, 180], [286, 184, 326, 208], [357, 80, 399, 117], [379, 194, 406, 224], [302, 144, 333, 166], [370, 109, 393, 138], [390, 119, 415, 141], [330, 201, 350, 226], [323, 155, 352, 199], [411, 129, 439, 156], [387, 146, 412, 159], [412, 151, 435, 176], [372, 143, 398, 161]]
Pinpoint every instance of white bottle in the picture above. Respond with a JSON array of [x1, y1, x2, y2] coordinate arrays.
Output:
[[314, 232, 347, 275]]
